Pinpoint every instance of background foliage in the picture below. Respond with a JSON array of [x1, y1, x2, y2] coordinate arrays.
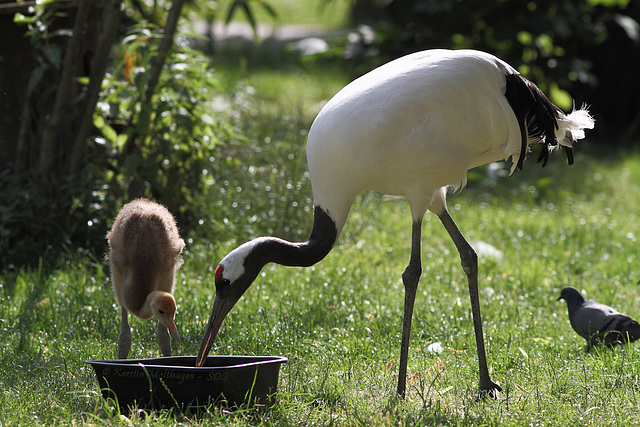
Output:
[[346, 0, 639, 138], [1, 0, 639, 273]]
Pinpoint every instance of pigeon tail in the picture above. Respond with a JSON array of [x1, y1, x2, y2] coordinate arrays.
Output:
[[589, 313, 640, 348]]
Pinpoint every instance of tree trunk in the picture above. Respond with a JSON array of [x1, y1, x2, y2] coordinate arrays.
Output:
[[0, 2, 36, 174], [38, 0, 95, 178], [0, 1, 101, 176], [68, 0, 123, 175], [123, 0, 187, 168]]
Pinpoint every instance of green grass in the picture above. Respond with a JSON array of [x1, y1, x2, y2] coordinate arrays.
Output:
[[3, 144, 640, 425], [3, 21, 640, 425]]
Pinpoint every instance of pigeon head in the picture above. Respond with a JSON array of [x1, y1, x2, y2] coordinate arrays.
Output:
[[557, 286, 585, 307]]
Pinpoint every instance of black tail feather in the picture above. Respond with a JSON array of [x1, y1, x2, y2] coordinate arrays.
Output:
[[504, 73, 563, 170]]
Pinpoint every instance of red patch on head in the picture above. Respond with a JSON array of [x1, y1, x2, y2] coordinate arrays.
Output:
[[215, 265, 224, 283]]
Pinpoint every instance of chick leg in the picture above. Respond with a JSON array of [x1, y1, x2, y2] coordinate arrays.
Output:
[[118, 308, 132, 359], [156, 320, 172, 356]]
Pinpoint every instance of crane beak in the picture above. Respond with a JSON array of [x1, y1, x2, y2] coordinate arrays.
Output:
[[167, 320, 181, 344], [195, 295, 235, 367]]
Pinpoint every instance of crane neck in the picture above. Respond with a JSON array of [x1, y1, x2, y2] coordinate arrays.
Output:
[[249, 206, 338, 270]]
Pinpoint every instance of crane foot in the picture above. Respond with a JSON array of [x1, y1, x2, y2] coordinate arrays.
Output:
[[476, 380, 502, 401]]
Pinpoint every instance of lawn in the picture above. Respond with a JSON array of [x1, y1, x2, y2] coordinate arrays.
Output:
[[2, 5, 640, 426], [3, 79, 640, 424]]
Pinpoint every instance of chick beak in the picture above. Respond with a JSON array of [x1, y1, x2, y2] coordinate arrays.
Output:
[[166, 319, 181, 344]]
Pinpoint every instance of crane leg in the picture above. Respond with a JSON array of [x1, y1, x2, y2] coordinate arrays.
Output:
[[118, 308, 132, 359], [156, 320, 172, 357], [397, 218, 423, 398], [438, 209, 502, 398]]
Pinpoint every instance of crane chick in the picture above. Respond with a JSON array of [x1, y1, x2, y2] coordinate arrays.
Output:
[[107, 198, 185, 359]]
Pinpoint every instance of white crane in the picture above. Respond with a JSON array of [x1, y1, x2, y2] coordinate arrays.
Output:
[[196, 49, 594, 397], [107, 198, 185, 358]]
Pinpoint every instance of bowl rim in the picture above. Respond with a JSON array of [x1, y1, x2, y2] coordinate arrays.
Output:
[[86, 355, 289, 371]]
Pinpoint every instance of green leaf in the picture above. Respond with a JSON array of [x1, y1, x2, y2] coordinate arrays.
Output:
[[549, 83, 572, 111], [256, 0, 278, 19], [124, 153, 141, 174], [13, 13, 35, 24], [27, 65, 47, 95], [43, 45, 61, 69], [93, 115, 105, 129], [100, 123, 119, 143], [136, 107, 152, 135], [241, 3, 257, 34], [225, 0, 241, 25]]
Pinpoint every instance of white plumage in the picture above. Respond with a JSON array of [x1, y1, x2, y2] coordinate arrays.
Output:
[[308, 49, 590, 229], [197, 49, 594, 398]]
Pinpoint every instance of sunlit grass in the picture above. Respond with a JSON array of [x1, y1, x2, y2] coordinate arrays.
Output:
[[3, 139, 640, 424]]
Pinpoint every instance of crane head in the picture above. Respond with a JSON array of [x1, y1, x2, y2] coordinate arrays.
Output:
[[196, 243, 265, 366], [149, 291, 181, 344]]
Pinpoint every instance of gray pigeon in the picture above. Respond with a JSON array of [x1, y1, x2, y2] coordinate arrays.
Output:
[[557, 286, 640, 350]]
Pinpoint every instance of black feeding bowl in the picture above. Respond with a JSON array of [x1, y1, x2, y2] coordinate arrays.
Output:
[[87, 355, 287, 411]]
